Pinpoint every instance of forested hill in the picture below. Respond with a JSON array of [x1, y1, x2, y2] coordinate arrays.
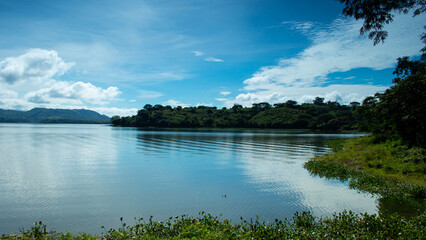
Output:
[[0, 108, 110, 123], [112, 98, 361, 130]]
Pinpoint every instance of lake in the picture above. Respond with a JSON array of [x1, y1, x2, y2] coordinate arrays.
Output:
[[0, 123, 377, 234]]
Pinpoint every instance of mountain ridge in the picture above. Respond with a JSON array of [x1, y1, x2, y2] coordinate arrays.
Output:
[[0, 108, 110, 123]]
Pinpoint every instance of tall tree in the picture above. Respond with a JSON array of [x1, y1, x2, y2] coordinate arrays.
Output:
[[339, 0, 426, 146], [357, 58, 426, 146]]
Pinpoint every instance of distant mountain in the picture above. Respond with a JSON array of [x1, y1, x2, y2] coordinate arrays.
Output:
[[0, 108, 110, 123]]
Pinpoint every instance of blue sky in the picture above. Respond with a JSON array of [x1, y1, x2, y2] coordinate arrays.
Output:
[[0, 0, 424, 117]]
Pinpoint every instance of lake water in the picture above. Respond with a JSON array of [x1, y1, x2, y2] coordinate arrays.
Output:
[[0, 123, 378, 234]]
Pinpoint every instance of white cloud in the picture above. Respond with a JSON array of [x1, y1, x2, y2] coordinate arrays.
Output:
[[223, 12, 425, 107], [136, 72, 189, 82], [204, 57, 224, 62], [281, 21, 315, 34], [0, 97, 136, 118], [0, 88, 18, 98], [324, 91, 343, 102], [196, 103, 213, 107], [219, 91, 231, 96], [218, 84, 387, 107], [215, 98, 231, 102], [235, 92, 286, 104], [0, 49, 136, 117], [90, 107, 138, 117], [245, 14, 424, 92], [0, 49, 74, 84], [0, 98, 33, 111], [192, 51, 204, 56], [194, 51, 224, 63], [138, 90, 163, 99], [56, 42, 116, 72], [163, 99, 189, 107], [25, 81, 120, 105]]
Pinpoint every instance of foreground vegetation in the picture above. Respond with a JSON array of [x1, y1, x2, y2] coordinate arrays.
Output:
[[4, 211, 425, 240]]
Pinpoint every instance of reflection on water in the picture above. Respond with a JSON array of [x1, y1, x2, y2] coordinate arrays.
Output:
[[376, 197, 425, 217], [0, 124, 378, 234], [0, 124, 119, 234]]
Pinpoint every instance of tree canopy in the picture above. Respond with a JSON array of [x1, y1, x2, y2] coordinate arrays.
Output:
[[338, 0, 425, 46], [112, 100, 361, 131], [356, 57, 426, 146]]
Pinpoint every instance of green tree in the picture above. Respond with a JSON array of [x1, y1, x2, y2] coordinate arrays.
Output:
[[285, 100, 298, 109], [358, 58, 426, 146], [338, 0, 425, 46], [349, 101, 360, 109], [313, 97, 325, 106], [143, 104, 153, 111], [252, 102, 272, 110], [231, 104, 243, 112], [379, 57, 426, 146], [111, 115, 121, 125]]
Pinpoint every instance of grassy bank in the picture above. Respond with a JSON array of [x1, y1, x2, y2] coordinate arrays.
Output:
[[303, 135, 426, 216], [3, 211, 425, 239], [310, 135, 425, 186], [304, 159, 425, 199]]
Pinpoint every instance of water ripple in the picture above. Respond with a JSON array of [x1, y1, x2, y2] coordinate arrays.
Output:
[[0, 124, 376, 235]]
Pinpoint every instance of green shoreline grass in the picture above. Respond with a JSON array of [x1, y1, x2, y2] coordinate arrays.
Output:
[[304, 135, 425, 201], [303, 135, 426, 218], [312, 135, 425, 186], [2, 211, 425, 240]]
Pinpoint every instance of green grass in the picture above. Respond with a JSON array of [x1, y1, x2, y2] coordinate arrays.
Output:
[[322, 138, 346, 152], [303, 135, 426, 217], [303, 135, 426, 218], [303, 160, 425, 199], [3, 211, 425, 239], [316, 135, 425, 186]]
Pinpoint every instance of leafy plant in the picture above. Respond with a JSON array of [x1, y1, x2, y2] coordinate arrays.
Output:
[[5, 211, 426, 239]]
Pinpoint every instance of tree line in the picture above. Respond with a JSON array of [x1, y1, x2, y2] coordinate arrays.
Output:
[[111, 98, 361, 131]]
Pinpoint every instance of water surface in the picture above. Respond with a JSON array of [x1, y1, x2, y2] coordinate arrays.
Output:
[[0, 124, 377, 234]]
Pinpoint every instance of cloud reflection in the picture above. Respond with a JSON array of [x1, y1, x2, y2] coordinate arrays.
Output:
[[236, 134, 378, 217]]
